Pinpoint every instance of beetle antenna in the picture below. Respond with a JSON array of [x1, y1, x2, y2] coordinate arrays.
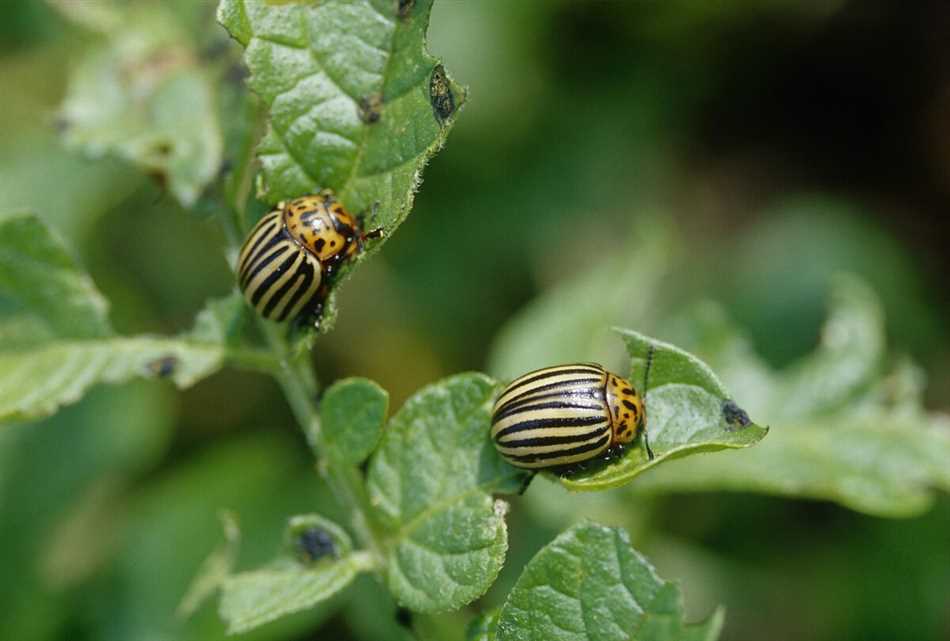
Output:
[[641, 345, 656, 460], [643, 344, 655, 393]]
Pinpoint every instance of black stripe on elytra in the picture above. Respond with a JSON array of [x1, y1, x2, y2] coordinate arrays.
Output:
[[498, 427, 608, 449], [242, 245, 290, 291], [494, 388, 602, 418], [493, 399, 605, 423], [502, 366, 603, 398], [241, 236, 286, 288], [275, 258, 316, 322], [505, 433, 610, 462], [239, 228, 271, 282], [240, 217, 281, 271], [494, 414, 607, 441], [261, 256, 305, 318], [500, 377, 602, 408], [239, 218, 278, 271], [249, 251, 299, 307]]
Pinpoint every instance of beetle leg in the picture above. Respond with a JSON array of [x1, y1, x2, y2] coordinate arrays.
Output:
[[297, 285, 329, 330], [517, 471, 536, 495], [602, 444, 624, 463]]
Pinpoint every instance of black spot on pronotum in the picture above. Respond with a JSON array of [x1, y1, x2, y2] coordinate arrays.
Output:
[[395, 607, 413, 628], [358, 93, 383, 124], [314, 238, 326, 252], [429, 64, 455, 124], [722, 400, 751, 429], [146, 355, 178, 378], [296, 527, 336, 563], [397, 0, 414, 19]]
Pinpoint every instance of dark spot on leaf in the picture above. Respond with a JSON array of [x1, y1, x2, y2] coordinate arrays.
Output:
[[395, 607, 413, 628], [151, 141, 173, 157], [722, 400, 751, 429], [146, 355, 178, 378], [429, 64, 455, 124], [358, 93, 383, 124], [53, 116, 71, 133], [296, 527, 336, 563], [225, 63, 248, 85], [397, 0, 414, 19]]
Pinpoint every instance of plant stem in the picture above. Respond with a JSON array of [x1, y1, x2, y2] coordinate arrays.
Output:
[[219, 92, 384, 566], [256, 320, 385, 565], [223, 346, 281, 373]]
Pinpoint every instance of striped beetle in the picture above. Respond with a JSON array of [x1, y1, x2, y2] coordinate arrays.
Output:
[[237, 191, 381, 326], [491, 360, 653, 471]]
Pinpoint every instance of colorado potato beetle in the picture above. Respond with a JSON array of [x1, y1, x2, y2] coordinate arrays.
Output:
[[237, 191, 381, 326], [491, 361, 653, 470]]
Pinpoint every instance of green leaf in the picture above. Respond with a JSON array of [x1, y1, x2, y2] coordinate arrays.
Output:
[[495, 523, 723, 641], [321, 377, 389, 466], [366, 373, 521, 612], [633, 411, 950, 518], [0, 291, 250, 422], [632, 281, 950, 517], [217, 0, 466, 328], [220, 540, 373, 634], [0, 213, 263, 422], [559, 329, 768, 492], [0, 211, 111, 339], [218, 0, 464, 215], [217, 513, 366, 634], [58, 6, 222, 206]]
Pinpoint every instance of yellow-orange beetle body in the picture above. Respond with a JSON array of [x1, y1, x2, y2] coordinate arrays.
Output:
[[237, 192, 379, 325], [490, 363, 649, 470]]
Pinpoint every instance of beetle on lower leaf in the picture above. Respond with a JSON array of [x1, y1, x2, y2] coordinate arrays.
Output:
[[237, 190, 382, 328], [491, 354, 654, 480]]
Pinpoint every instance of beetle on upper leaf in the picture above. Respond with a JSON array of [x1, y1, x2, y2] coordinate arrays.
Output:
[[237, 191, 381, 327]]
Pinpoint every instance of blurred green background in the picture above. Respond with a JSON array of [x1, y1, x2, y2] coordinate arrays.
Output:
[[2, 1, 949, 640]]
